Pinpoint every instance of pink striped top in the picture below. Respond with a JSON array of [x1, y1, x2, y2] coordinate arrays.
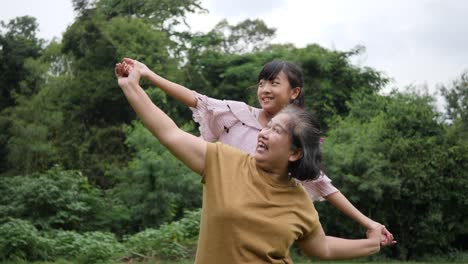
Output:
[[190, 92, 339, 201]]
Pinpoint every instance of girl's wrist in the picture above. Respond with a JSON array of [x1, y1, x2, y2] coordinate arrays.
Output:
[[366, 220, 380, 230]]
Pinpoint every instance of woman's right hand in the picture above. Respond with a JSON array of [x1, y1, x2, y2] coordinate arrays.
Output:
[[115, 59, 143, 89], [115, 62, 132, 88]]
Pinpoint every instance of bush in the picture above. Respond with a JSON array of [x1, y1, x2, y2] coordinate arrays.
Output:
[[124, 208, 201, 260], [0, 166, 127, 232], [0, 218, 52, 261], [48, 230, 125, 264]]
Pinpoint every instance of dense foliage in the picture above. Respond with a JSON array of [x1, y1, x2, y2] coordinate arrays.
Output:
[[0, 0, 466, 262]]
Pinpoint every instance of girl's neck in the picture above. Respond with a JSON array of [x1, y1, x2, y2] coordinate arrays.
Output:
[[259, 109, 276, 127]]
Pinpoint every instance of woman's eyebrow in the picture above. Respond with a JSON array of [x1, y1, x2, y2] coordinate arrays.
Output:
[[271, 122, 286, 132]]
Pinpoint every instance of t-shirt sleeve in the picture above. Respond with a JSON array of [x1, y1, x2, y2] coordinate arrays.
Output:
[[297, 202, 321, 242], [201, 142, 217, 184], [301, 172, 339, 201], [201, 142, 248, 185], [190, 92, 240, 142]]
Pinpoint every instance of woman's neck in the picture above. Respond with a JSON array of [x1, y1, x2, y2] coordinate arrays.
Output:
[[255, 159, 290, 182]]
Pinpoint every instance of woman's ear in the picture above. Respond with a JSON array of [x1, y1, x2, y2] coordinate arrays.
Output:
[[289, 149, 303, 162]]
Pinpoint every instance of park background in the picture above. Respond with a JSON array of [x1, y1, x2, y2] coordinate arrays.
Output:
[[0, 0, 467, 263]]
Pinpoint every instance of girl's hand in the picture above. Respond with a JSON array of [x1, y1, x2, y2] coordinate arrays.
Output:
[[380, 226, 397, 246], [367, 221, 396, 246], [365, 225, 383, 246], [121, 58, 150, 78]]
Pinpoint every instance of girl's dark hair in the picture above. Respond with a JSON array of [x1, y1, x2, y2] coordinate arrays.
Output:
[[257, 60, 305, 108], [280, 105, 322, 181]]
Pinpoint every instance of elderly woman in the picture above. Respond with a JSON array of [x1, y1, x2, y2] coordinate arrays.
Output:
[[115, 62, 383, 264]]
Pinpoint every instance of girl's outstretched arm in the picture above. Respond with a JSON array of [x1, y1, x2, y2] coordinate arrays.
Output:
[[324, 192, 396, 246], [122, 58, 198, 108], [116, 62, 206, 174]]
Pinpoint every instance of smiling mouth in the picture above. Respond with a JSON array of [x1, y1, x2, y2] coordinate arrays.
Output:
[[261, 97, 273, 104], [257, 141, 268, 152]]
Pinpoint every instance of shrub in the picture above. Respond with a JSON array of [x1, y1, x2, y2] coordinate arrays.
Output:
[[0, 218, 52, 261], [48, 230, 125, 264], [124, 208, 201, 260]]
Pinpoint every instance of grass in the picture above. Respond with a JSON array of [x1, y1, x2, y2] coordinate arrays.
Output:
[[0, 260, 459, 264], [2, 252, 467, 264]]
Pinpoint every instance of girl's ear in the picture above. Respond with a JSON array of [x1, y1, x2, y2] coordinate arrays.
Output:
[[290, 87, 301, 101], [289, 148, 303, 162]]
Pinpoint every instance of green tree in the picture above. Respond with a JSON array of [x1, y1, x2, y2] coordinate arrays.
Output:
[[0, 16, 44, 109], [0, 16, 45, 174], [440, 72, 468, 251], [319, 91, 467, 259], [181, 41, 387, 130], [207, 19, 276, 54], [0, 40, 76, 175], [50, 0, 207, 186], [111, 118, 202, 233], [441, 71, 468, 136], [95, 0, 204, 31]]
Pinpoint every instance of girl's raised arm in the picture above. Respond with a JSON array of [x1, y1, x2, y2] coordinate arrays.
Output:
[[122, 58, 198, 108], [116, 62, 206, 174]]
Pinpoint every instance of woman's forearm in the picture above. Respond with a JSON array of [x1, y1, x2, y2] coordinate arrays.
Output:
[[322, 236, 380, 259], [120, 82, 179, 141], [297, 225, 381, 260], [119, 81, 206, 174]]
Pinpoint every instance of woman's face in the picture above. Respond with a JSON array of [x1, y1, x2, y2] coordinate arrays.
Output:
[[254, 113, 295, 170], [257, 71, 300, 116]]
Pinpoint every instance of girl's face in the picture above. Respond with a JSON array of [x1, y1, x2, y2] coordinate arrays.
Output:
[[257, 71, 300, 116], [254, 113, 301, 172]]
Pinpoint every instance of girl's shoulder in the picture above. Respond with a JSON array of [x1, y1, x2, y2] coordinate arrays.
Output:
[[225, 100, 261, 128]]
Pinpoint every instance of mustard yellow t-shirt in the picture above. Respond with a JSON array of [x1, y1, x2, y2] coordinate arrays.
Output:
[[195, 142, 320, 264]]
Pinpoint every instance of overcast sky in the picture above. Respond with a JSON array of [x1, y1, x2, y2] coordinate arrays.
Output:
[[1, 0, 467, 102]]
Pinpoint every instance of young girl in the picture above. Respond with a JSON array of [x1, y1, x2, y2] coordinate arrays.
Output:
[[119, 58, 395, 245], [115, 63, 383, 263]]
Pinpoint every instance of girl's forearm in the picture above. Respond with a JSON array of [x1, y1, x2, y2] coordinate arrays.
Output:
[[325, 191, 375, 229], [145, 70, 198, 108]]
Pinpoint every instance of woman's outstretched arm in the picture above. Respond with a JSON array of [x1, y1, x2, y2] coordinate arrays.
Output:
[[297, 223, 382, 260], [324, 192, 396, 246], [116, 62, 206, 174], [122, 58, 198, 108]]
